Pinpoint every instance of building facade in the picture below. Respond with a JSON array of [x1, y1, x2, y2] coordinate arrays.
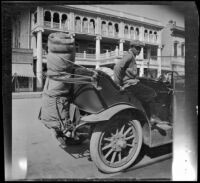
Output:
[[161, 20, 185, 75], [11, 5, 185, 91]]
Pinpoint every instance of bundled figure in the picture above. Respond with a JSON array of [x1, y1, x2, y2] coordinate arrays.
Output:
[[40, 32, 76, 146]]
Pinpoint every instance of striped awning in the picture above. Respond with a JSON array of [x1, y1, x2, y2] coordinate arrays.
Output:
[[12, 64, 36, 77]]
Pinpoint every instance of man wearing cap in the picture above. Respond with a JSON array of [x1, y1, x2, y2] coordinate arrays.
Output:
[[113, 40, 162, 123]]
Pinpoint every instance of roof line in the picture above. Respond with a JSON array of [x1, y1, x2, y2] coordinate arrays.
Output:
[[91, 5, 161, 23]]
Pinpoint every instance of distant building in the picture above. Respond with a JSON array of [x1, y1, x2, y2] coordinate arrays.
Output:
[[11, 4, 184, 91], [161, 20, 185, 75]]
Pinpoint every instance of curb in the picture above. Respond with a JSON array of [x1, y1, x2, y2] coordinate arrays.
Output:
[[12, 92, 43, 99]]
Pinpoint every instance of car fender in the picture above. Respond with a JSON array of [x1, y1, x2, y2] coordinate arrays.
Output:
[[81, 104, 141, 122], [80, 103, 151, 146]]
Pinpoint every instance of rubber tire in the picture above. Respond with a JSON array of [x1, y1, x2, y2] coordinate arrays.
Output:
[[90, 119, 143, 173]]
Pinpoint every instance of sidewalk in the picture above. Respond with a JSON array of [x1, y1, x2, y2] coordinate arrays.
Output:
[[12, 92, 43, 99]]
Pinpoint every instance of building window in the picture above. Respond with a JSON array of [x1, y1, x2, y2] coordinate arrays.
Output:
[[130, 27, 134, 39], [124, 25, 129, 38], [144, 29, 148, 41], [114, 23, 119, 37], [149, 31, 153, 42], [53, 12, 59, 23], [75, 16, 81, 32], [44, 11, 51, 22], [181, 44, 185, 57], [102, 21, 107, 36], [174, 42, 178, 57], [135, 28, 139, 40], [89, 19, 95, 34], [154, 31, 157, 42], [108, 22, 113, 36], [44, 11, 51, 28], [82, 17, 88, 33], [53, 12, 59, 28], [150, 46, 157, 58], [34, 12, 37, 24], [143, 46, 148, 59], [61, 14, 68, 30], [18, 77, 29, 89]]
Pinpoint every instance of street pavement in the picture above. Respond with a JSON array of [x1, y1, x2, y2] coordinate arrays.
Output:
[[12, 97, 172, 180]]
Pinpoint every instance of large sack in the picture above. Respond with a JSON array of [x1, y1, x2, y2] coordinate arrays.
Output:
[[41, 93, 70, 129], [47, 52, 75, 75], [48, 32, 75, 53], [43, 77, 72, 97]]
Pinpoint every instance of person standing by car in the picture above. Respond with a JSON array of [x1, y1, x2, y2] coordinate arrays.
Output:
[[113, 40, 163, 123], [40, 32, 76, 147]]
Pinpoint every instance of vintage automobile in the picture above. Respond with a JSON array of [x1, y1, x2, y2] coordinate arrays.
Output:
[[40, 67, 178, 173]]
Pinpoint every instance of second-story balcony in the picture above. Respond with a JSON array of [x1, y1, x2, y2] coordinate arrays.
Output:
[[43, 20, 69, 31], [31, 8, 161, 44]]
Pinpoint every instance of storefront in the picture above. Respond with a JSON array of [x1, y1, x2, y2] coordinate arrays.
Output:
[[12, 48, 35, 92]]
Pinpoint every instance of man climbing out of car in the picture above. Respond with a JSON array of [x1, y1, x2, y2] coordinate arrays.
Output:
[[113, 40, 163, 124]]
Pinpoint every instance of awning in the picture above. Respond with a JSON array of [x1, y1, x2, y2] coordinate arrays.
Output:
[[12, 64, 36, 77]]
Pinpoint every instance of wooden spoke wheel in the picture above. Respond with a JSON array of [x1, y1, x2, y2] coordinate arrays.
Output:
[[90, 116, 143, 173]]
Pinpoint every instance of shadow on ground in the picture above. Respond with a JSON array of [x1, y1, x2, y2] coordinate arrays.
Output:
[[61, 139, 91, 160], [61, 135, 172, 167], [130, 143, 172, 168]]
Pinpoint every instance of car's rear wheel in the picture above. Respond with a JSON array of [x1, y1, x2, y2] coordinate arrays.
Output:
[[90, 114, 143, 173]]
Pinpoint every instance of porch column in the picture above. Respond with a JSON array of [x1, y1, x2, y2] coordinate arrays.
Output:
[[95, 35, 102, 68], [139, 60, 144, 77], [119, 21, 124, 39], [95, 17, 101, 35], [157, 45, 162, 77], [119, 39, 125, 53], [115, 46, 119, 56], [36, 28, 44, 90], [31, 33, 37, 57], [37, 6, 44, 26], [88, 18, 90, 33], [80, 17, 83, 33], [139, 26, 144, 42], [50, 11, 53, 28], [59, 13, 62, 29], [138, 47, 144, 60], [148, 30, 150, 42], [69, 12, 75, 32]]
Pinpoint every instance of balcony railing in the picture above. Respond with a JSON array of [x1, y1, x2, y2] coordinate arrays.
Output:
[[42, 22, 159, 44], [42, 46, 184, 73], [53, 22, 60, 29], [44, 21, 69, 31], [44, 21, 51, 28]]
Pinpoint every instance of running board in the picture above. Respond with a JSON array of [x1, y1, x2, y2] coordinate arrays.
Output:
[[150, 123, 173, 148]]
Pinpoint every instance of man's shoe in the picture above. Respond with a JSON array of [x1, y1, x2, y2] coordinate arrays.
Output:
[[51, 128, 67, 148], [150, 115, 171, 125]]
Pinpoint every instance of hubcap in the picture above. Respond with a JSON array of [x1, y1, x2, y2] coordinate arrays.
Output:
[[99, 120, 139, 168], [111, 134, 127, 152]]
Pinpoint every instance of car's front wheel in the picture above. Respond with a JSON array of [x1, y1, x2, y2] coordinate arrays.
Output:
[[90, 114, 143, 173]]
